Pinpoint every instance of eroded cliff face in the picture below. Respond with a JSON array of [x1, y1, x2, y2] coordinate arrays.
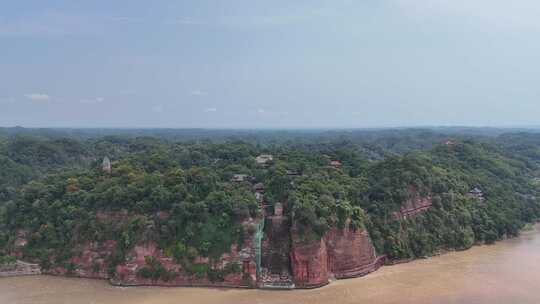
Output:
[[46, 240, 116, 279], [394, 188, 433, 219], [112, 240, 257, 287], [290, 225, 383, 288], [290, 235, 329, 288], [11, 213, 384, 289], [40, 216, 259, 288], [326, 226, 382, 279], [44, 239, 257, 287], [38, 223, 383, 289], [260, 214, 294, 288]]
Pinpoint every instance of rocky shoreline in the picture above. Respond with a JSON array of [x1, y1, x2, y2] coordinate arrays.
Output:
[[0, 261, 41, 278], [7, 223, 537, 288]]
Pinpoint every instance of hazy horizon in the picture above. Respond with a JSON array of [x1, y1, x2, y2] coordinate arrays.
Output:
[[3, 125, 540, 132], [3, 1, 540, 128]]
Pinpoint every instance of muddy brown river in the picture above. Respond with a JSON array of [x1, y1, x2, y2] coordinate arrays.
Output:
[[3, 225, 540, 304]]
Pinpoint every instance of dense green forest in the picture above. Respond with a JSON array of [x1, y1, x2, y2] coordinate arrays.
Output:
[[1, 127, 540, 272]]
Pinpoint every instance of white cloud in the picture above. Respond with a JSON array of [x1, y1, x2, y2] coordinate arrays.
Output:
[[80, 97, 104, 104], [257, 108, 266, 113], [25, 93, 50, 102], [204, 107, 217, 112], [152, 105, 164, 113], [190, 90, 208, 96]]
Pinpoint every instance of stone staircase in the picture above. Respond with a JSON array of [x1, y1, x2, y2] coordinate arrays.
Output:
[[0, 260, 41, 277], [259, 213, 294, 289]]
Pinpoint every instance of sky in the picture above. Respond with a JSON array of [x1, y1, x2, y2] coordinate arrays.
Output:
[[1, 0, 540, 128]]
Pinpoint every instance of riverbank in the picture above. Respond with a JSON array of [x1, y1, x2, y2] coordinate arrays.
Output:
[[3, 224, 537, 289], [0, 260, 41, 277], [3, 224, 540, 304]]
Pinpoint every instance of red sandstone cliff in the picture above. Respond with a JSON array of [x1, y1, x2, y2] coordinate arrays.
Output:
[[14, 211, 386, 289], [45, 239, 257, 287], [393, 187, 433, 219], [42, 216, 259, 288], [46, 240, 117, 279], [111, 240, 257, 287], [326, 226, 383, 279], [290, 225, 384, 288], [290, 236, 329, 288]]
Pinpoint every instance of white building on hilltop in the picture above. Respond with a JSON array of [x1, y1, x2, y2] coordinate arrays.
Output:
[[102, 156, 111, 173], [256, 154, 273, 165]]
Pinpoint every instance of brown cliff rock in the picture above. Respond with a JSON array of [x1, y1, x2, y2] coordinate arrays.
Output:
[[291, 225, 384, 288], [326, 227, 383, 279], [17, 211, 386, 289], [290, 236, 329, 288], [44, 219, 259, 288], [393, 187, 433, 219], [44, 240, 117, 279], [112, 241, 255, 288]]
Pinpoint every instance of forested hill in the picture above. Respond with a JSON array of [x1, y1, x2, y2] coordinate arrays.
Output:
[[1, 128, 540, 281]]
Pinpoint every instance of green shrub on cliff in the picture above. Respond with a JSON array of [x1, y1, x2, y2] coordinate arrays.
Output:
[[137, 256, 173, 281], [0, 128, 539, 273], [0, 254, 16, 265], [364, 142, 540, 259]]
